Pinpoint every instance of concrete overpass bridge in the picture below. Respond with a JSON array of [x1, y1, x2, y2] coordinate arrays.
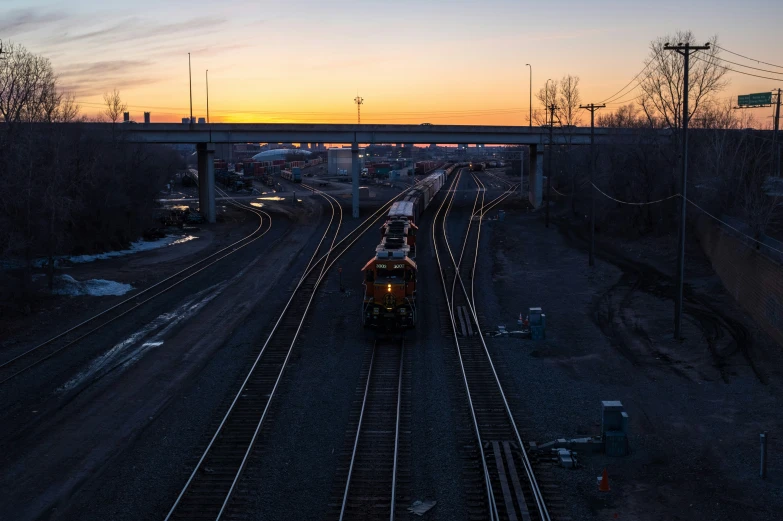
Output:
[[105, 123, 677, 222]]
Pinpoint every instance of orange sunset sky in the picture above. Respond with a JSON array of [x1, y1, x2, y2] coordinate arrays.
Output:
[[2, 0, 782, 126]]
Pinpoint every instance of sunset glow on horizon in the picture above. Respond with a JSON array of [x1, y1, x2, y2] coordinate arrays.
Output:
[[3, 0, 781, 126]]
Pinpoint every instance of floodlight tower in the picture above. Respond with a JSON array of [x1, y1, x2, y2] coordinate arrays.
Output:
[[354, 95, 364, 124]]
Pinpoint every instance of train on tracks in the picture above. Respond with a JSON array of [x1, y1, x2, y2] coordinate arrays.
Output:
[[362, 164, 457, 331], [281, 168, 302, 183]]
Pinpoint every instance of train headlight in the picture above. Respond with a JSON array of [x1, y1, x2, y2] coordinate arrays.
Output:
[[387, 284, 392, 292]]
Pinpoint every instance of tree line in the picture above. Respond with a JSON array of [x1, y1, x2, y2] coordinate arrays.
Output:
[[530, 31, 779, 243], [0, 42, 182, 309]]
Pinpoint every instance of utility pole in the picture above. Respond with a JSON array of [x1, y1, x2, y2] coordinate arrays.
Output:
[[188, 53, 193, 124], [545, 79, 552, 126], [206, 69, 210, 124], [0, 39, 7, 60], [580, 103, 605, 267], [525, 64, 532, 128], [545, 103, 557, 228], [773, 88, 781, 177], [665, 41, 710, 340], [354, 95, 364, 124]]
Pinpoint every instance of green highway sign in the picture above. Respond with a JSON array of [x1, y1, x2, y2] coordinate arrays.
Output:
[[738, 92, 772, 107]]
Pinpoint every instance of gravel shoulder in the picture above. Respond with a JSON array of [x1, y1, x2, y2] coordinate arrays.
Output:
[[475, 193, 783, 521]]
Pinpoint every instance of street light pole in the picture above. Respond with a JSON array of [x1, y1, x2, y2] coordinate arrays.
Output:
[[206, 69, 210, 124], [188, 53, 193, 124], [525, 64, 532, 128]]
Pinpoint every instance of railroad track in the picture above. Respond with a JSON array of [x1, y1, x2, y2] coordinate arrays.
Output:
[[432, 169, 550, 521], [165, 182, 425, 521], [0, 193, 274, 386], [329, 338, 409, 521]]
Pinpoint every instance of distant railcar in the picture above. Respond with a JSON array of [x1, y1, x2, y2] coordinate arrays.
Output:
[[281, 169, 301, 183]]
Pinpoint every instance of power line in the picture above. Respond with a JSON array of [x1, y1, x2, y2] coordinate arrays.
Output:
[[591, 183, 783, 256], [685, 197, 783, 256], [73, 100, 536, 117], [692, 53, 783, 82], [592, 183, 681, 205], [713, 44, 783, 71], [709, 54, 783, 77], [599, 49, 661, 105]]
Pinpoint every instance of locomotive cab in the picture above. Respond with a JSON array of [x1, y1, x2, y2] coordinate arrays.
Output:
[[362, 254, 417, 330]]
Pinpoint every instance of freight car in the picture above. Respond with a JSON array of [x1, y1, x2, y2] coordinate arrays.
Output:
[[362, 165, 455, 331], [281, 169, 302, 183]]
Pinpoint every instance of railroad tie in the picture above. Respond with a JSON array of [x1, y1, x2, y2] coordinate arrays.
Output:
[[492, 441, 519, 521], [463, 307, 475, 337], [503, 441, 532, 521], [457, 306, 468, 337]]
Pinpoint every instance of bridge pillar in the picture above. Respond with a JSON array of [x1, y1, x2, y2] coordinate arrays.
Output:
[[197, 142, 216, 223], [352, 142, 360, 218], [528, 144, 544, 208]]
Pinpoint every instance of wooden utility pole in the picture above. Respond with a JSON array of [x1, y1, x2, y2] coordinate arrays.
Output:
[[580, 103, 605, 267], [773, 88, 781, 177], [665, 41, 710, 340], [545, 103, 557, 228]]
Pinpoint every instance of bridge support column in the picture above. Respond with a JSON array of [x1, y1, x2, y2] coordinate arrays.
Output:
[[529, 144, 544, 208], [197, 142, 216, 223], [352, 142, 360, 218]]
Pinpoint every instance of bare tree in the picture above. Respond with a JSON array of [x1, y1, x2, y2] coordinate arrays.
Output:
[[534, 79, 558, 125], [0, 42, 58, 127], [638, 31, 730, 129], [103, 88, 127, 124], [557, 74, 582, 127], [597, 103, 648, 128]]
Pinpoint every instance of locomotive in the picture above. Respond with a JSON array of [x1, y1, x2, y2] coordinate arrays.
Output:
[[362, 166, 455, 331]]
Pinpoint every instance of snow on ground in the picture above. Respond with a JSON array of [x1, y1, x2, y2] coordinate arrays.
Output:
[[51, 275, 134, 297], [26, 235, 199, 268]]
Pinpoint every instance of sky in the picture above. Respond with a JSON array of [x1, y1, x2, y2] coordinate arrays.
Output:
[[1, 0, 781, 125]]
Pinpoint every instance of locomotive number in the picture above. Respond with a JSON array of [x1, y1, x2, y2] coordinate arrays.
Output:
[[376, 264, 387, 268], [393, 264, 405, 269]]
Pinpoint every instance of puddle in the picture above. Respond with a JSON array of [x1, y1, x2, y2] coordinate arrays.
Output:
[[258, 196, 285, 201]]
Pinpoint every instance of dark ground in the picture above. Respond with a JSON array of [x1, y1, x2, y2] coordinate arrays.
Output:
[[2, 169, 781, 521], [476, 192, 783, 521]]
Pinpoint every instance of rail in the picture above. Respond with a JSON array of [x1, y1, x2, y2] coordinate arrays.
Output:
[[0, 194, 273, 385], [338, 339, 405, 521], [165, 181, 426, 520], [432, 169, 550, 521]]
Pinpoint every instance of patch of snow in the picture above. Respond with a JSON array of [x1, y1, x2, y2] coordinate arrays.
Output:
[[57, 281, 227, 393], [51, 274, 133, 297], [29, 234, 200, 268], [170, 235, 198, 246]]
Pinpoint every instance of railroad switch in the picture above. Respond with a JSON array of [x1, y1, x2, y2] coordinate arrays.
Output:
[[554, 448, 578, 469], [529, 401, 630, 459]]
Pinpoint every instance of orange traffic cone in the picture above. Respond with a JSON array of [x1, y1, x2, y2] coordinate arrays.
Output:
[[598, 468, 610, 492]]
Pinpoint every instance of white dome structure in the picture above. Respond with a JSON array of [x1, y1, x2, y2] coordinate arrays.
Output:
[[251, 149, 312, 162]]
